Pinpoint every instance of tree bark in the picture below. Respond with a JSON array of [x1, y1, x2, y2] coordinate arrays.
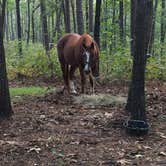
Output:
[[130, 0, 137, 57], [15, 0, 22, 56], [160, 0, 165, 56], [112, 0, 116, 50], [40, 0, 49, 52], [5, 1, 9, 42], [27, 0, 30, 44], [40, 0, 54, 77], [64, 0, 71, 33], [10, 10, 15, 40], [0, 0, 13, 118], [126, 0, 153, 121], [150, 0, 158, 55], [103, 0, 108, 49], [76, 0, 84, 34], [31, 0, 35, 43], [54, 1, 63, 40], [119, 0, 124, 44], [94, 0, 102, 47], [85, 0, 89, 32], [89, 0, 93, 34], [71, 0, 76, 32]]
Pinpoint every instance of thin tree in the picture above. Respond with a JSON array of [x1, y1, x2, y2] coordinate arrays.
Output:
[[119, 0, 124, 44], [150, 0, 158, 55], [89, 0, 93, 34], [10, 10, 15, 40], [40, 0, 49, 51], [111, 0, 116, 50], [160, 0, 165, 56], [130, 0, 137, 56], [94, 0, 102, 47], [54, 0, 63, 40], [15, 0, 22, 56], [126, 0, 153, 121], [64, 0, 71, 33], [0, 0, 13, 118], [40, 0, 54, 77], [71, 0, 76, 32], [4, 1, 9, 42], [76, 0, 84, 34], [27, 0, 30, 44], [85, 0, 89, 32]]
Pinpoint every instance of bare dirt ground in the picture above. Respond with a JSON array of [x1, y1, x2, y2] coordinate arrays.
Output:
[[0, 79, 166, 166]]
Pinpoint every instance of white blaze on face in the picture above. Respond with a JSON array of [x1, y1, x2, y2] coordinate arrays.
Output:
[[84, 51, 90, 72]]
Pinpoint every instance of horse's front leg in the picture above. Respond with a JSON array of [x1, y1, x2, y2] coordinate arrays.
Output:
[[89, 73, 95, 94], [79, 66, 86, 93], [64, 64, 70, 95], [69, 65, 77, 94]]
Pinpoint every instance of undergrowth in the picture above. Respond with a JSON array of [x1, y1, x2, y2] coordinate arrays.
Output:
[[5, 40, 166, 81]]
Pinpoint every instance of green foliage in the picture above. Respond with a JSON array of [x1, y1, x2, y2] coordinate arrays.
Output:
[[146, 55, 166, 80], [5, 41, 61, 79], [100, 46, 132, 80], [5, 40, 166, 81]]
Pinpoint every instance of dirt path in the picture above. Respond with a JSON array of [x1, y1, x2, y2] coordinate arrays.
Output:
[[0, 80, 166, 166]]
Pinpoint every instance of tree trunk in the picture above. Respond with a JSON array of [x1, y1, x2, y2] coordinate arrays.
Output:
[[40, 0, 54, 77], [51, 12, 54, 40], [119, 0, 124, 44], [103, 0, 108, 49], [54, 1, 63, 40], [85, 0, 89, 32], [15, 0, 22, 56], [64, 0, 71, 33], [89, 0, 93, 34], [151, 0, 158, 55], [40, 0, 49, 51], [71, 0, 76, 32], [130, 0, 137, 57], [5, 2, 9, 42], [10, 10, 15, 40], [31, 0, 35, 43], [94, 0, 102, 47], [160, 0, 165, 56], [112, 0, 116, 50], [126, 0, 153, 121], [76, 0, 84, 34], [0, 0, 13, 118], [27, 0, 30, 44]]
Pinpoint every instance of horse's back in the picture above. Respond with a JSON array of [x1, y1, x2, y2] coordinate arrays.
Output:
[[57, 33, 81, 65]]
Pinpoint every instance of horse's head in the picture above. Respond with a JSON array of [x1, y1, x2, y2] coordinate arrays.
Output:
[[81, 34, 100, 78]]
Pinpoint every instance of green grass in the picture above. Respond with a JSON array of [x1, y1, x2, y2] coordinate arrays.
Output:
[[10, 86, 55, 102]]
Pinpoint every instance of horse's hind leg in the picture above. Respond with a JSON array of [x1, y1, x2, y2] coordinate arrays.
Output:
[[60, 63, 70, 95], [89, 74, 95, 94], [69, 66, 77, 94], [64, 64, 70, 94]]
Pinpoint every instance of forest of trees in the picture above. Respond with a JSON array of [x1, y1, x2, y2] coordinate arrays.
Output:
[[0, 0, 166, 165], [2, 0, 165, 55]]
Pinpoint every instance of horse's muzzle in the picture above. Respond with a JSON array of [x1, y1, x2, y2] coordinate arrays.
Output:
[[84, 69, 90, 75], [84, 64, 90, 75]]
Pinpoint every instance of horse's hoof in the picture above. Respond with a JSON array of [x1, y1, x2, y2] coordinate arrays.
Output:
[[70, 90, 77, 95]]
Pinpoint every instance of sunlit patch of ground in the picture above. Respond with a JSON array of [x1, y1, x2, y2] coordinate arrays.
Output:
[[73, 94, 126, 108]]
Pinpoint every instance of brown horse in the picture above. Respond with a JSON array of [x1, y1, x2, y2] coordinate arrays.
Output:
[[57, 33, 99, 94]]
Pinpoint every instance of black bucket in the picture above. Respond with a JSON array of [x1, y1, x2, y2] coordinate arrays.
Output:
[[123, 119, 149, 136]]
